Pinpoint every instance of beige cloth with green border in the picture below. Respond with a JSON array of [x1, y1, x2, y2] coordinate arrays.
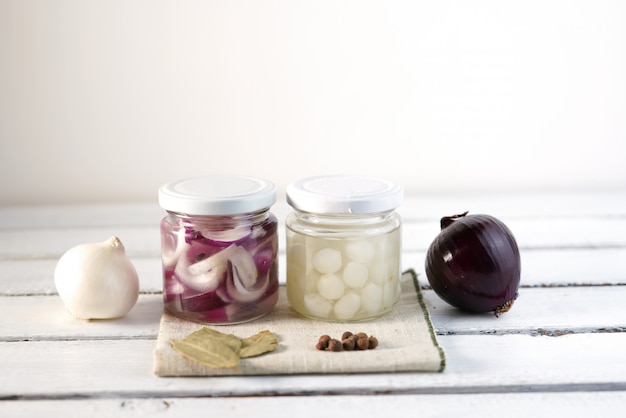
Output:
[[153, 269, 445, 376]]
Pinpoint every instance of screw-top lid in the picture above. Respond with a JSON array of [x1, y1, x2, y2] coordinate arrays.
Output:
[[159, 175, 276, 215], [286, 174, 403, 214]]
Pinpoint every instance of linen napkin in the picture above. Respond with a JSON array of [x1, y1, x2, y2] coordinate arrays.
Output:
[[153, 269, 445, 376]]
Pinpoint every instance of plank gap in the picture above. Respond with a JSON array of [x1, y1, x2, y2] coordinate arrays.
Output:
[[3, 382, 626, 402]]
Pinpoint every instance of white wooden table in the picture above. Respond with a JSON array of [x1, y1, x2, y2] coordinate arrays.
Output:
[[2, 192, 626, 416]]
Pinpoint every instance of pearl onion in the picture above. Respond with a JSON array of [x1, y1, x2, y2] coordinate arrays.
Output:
[[333, 292, 361, 320], [287, 264, 305, 293], [368, 262, 386, 285], [313, 248, 342, 274], [344, 241, 375, 264], [383, 277, 400, 308], [361, 283, 383, 314], [289, 243, 306, 268], [304, 293, 333, 318], [317, 273, 345, 300], [342, 262, 369, 288]]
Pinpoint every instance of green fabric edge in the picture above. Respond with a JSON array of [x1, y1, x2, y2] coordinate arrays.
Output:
[[405, 268, 446, 372]]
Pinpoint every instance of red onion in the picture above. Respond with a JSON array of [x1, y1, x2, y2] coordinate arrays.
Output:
[[425, 212, 521, 316]]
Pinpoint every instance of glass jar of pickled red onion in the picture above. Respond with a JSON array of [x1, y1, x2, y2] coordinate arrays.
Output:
[[158, 176, 279, 324], [285, 175, 403, 322]]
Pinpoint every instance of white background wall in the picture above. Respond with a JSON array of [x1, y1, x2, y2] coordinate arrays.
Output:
[[1, 0, 625, 205]]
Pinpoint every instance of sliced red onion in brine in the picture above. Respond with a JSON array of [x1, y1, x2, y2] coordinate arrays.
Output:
[[200, 226, 252, 247], [161, 228, 188, 269], [175, 251, 224, 293]]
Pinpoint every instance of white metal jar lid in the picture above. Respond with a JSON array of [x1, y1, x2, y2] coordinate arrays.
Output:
[[286, 174, 403, 214], [159, 175, 276, 215]]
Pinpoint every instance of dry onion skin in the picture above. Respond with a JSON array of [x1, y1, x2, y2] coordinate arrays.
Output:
[[425, 212, 521, 316], [54, 236, 139, 320]]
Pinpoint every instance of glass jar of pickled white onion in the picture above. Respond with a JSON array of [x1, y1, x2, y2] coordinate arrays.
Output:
[[158, 176, 279, 324], [285, 175, 403, 322]]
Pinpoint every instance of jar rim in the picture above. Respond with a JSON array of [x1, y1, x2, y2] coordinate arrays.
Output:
[[159, 175, 276, 215], [286, 174, 403, 214]]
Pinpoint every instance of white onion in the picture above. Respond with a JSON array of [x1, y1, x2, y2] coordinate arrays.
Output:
[[54, 236, 139, 320]]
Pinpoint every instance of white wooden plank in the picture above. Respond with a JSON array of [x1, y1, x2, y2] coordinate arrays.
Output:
[[2, 217, 625, 265], [0, 203, 164, 229], [403, 218, 626, 251], [397, 191, 626, 221], [411, 248, 626, 287], [0, 226, 160, 259], [0, 258, 164, 295], [0, 295, 162, 342], [503, 248, 626, 287], [2, 193, 626, 261], [421, 286, 626, 335], [3, 245, 625, 296], [2, 392, 625, 418], [2, 192, 626, 229], [1, 334, 625, 398], [1, 287, 623, 342]]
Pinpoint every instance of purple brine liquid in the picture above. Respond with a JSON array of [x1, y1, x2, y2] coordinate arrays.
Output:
[[160, 211, 279, 324]]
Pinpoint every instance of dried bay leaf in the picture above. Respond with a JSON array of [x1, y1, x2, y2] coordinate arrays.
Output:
[[191, 327, 242, 353], [240, 330, 279, 358], [171, 328, 241, 370], [171, 327, 279, 369]]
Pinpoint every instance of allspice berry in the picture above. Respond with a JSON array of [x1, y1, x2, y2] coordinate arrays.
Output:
[[328, 339, 343, 352], [316, 331, 379, 352], [356, 335, 369, 350], [342, 336, 356, 351], [316, 334, 331, 351], [368, 336, 379, 349]]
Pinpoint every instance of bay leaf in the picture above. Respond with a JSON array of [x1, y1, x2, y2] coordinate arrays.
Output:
[[239, 330, 279, 358], [191, 327, 243, 353], [171, 328, 242, 370]]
